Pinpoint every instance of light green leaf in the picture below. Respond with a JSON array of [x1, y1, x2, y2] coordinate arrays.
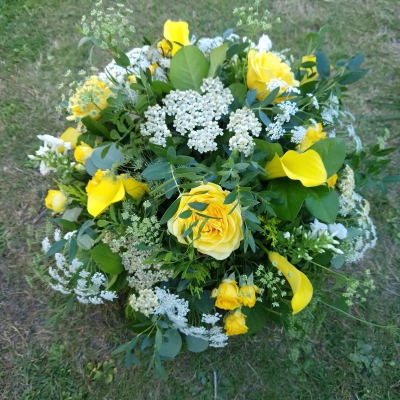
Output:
[[169, 45, 209, 92], [91, 243, 124, 275], [228, 83, 247, 104], [208, 43, 228, 77]]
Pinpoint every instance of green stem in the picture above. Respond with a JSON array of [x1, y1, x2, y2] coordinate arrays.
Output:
[[320, 300, 392, 329], [255, 239, 269, 255]]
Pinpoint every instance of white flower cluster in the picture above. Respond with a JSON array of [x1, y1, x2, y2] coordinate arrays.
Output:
[[28, 134, 75, 176], [310, 219, 348, 240], [152, 288, 228, 348], [321, 93, 340, 125], [346, 124, 363, 153], [43, 233, 117, 304], [338, 165, 356, 216], [129, 289, 159, 316], [265, 101, 298, 140], [196, 37, 224, 57], [290, 126, 307, 144], [141, 77, 233, 153], [227, 107, 262, 156], [140, 104, 171, 147], [307, 93, 319, 109], [266, 78, 300, 95]]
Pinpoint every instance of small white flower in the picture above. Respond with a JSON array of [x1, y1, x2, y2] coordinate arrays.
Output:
[[283, 232, 291, 239], [257, 34, 272, 52], [310, 219, 328, 235], [328, 223, 348, 240]]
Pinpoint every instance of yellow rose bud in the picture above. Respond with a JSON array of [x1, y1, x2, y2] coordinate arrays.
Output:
[[223, 309, 248, 336], [211, 279, 241, 310], [167, 183, 243, 260], [159, 20, 190, 56], [74, 142, 94, 164], [247, 50, 299, 101], [58, 127, 81, 152], [238, 285, 262, 308], [297, 123, 326, 153], [127, 75, 137, 84], [67, 76, 112, 121], [45, 190, 68, 213], [327, 173, 338, 189]]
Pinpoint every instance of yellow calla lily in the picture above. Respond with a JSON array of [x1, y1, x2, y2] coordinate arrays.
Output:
[[265, 150, 327, 187], [86, 170, 149, 217], [122, 176, 150, 198], [159, 20, 190, 56], [268, 252, 313, 314]]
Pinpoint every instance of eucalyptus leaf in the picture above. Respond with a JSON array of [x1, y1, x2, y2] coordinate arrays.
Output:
[[158, 329, 182, 359], [186, 335, 209, 353], [90, 143, 125, 171]]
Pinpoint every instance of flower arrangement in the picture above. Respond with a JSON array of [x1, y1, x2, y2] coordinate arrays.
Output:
[[29, 2, 396, 376]]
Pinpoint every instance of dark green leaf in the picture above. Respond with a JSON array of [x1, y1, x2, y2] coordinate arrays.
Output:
[[179, 210, 193, 219], [142, 162, 170, 180], [339, 69, 369, 85], [267, 180, 308, 221], [242, 302, 271, 335], [305, 186, 339, 224], [50, 218, 76, 231], [258, 86, 280, 107], [228, 83, 247, 104], [188, 202, 209, 211], [259, 110, 271, 126], [160, 197, 181, 224], [149, 143, 168, 158], [347, 54, 364, 70], [315, 51, 330, 79], [310, 138, 346, 177], [45, 239, 67, 258], [68, 238, 77, 261], [253, 139, 283, 160], [81, 116, 111, 140]]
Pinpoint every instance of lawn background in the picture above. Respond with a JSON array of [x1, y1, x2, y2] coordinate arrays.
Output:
[[0, 0, 399, 399]]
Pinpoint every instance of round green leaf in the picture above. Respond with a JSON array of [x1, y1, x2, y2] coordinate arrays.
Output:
[[305, 186, 339, 224], [91, 243, 124, 275], [186, 335, 209, 353], [158, 329, 182, 359]]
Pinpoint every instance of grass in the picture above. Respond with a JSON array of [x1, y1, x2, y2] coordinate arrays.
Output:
[[0, 0, 399, 398]]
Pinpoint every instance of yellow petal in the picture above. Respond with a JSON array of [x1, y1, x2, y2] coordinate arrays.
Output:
[[162, 20, 190, 56], [86, 173, 125, 217], [58, 127, 81, 152], [265, 153, 286, 179], [268, 252, 313, 314], [121, 176, 150, 199], [327, 173, 338, 189], [280, 150, 327, 187]]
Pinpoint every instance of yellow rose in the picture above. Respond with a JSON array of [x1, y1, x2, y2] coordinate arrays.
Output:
[[58, 127, 81, 152], [74, 142, 94, 164], [211, 279, 241, 310], [67, 76, 112, 121], [159, 20, 190, 56], [238, 285, 262, 308], [300, 55, 318, 85], [223, 309, 248, 336], [167, 183, 243, 260], [45, 190, 68, 213], [247, 50, 299, 101], [297, 123, 326, 152], [86, 170, 149, 217]]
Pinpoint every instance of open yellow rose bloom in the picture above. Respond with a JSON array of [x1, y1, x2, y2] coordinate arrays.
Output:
[[247, 50, 299, 101], [223, 309, 248, 336], [269, 252, 313, 314], [45, 190, 68, 213], [211, 279, 241, 310], [159, 20, 190, 56], [86, 170, 149, 217], [167, 183, 243, 260], [265, 150, 327, 187]]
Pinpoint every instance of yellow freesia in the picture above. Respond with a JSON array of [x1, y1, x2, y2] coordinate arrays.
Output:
[[247, 50, 299, 101], [86, 170, 149, 217], [265, 150, 327, 187], [268, 252, 313, 314], [74, 142, 93, 164], [58, 127, 81, 152], [297, 123, 326, 152], [159, 20, 190, 56]]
